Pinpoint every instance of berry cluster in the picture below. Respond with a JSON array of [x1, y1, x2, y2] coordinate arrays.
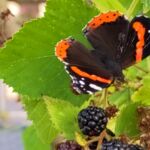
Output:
[[102, 139, 144, 150], [56, 106, 144, 150], [77, 106, 144, 150]]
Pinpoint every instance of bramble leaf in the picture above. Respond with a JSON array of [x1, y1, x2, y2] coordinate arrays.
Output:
[[132, 75, 150, 105], [115, 102, 141, 137], [45, 97, 80, 139], [23, 96, 59, 144], [0, 0, 98, 105], [108, 88, 131, 107], [141, 0, 150, 13], [23, 126, 50, 150]]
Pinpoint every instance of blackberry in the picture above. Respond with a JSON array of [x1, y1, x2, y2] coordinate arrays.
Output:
[[57, 140, 83, 150], [128, 144, 144, 150], [78, 106, 108, 136], [89, 141, 98, 150], [102, 139, 144, 150], [102, 139, 129, 150]]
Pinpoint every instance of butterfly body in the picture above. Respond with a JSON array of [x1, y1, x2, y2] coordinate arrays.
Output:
[[55, 11, 150, 94]]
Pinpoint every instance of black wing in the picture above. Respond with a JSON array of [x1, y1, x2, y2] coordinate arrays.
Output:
[[120, 16, 150, 68], [83, 11, 129, 61], [55, 38, 113, 94]]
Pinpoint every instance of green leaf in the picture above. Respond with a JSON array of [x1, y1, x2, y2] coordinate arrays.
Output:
[[93, 0, 126, 13], [45, 97, 80, 139], [108, 88, 131, 107], [141, 0, 150, 13], [115, 102, 140, 137], [119, 0, 133, 9], [107, 0, 126, 13], [93, 0, 144, 18], [126, 0, 143, 19], [0, 0, 98, 105], [23, 126, 50, 150], [93, 0, 114, 12], [132, 75, 150, 105], [23, 97, 59, 144], [124, 58, 149, 81]]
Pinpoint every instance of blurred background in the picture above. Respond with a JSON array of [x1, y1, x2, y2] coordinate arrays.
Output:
[[0, 0, 46, 149]]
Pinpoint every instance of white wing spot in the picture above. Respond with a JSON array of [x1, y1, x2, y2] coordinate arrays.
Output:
[[65, 70, 69, 74], [70, 75, 74, 79], [73, 80, 78, 84], [86, 90, 93, 94], [73, 86, 81, 94], [79, 80, 85, 85], [80, 85, 84, 88], [89, 83, 102, 91], [148, 30, 150, 33]]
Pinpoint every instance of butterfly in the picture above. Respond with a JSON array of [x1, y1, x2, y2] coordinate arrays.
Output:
[[55, 11, 150, 94]]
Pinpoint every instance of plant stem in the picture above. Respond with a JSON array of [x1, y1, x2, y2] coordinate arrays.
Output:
[[96, 130, 107, 150], [126, 0, 140, 18], [104, 88, 108, 107], [99, 88, 109, 107]]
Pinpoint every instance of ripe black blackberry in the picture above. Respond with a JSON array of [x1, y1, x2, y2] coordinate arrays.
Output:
[[78, 106, 108, 136], [128, 144, 144, 150], [102, 139, 129, 150], [102, 139, 144, 150], [89, 141, 98, 150], [56, 140, 83, 150]]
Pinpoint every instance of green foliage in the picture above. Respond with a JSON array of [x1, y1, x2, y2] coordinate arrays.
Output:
[[93, 0, 144, 18], [23, 96, 83, 144], [93, 0, 126, 13], [141, 0, 150, 13], [115, 103, 141, 137], [108, 88, 131, 107], [23, 96, 59, 144], [0, 0, 149, 148], [45, 97, 80, 139], [23, 126, 50, 150], [132, 75, 150, 105], [0, 0, 99, 105], [124, 59, 149, 80]]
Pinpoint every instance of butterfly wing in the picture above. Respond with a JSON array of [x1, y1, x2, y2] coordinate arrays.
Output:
[[120, 16, 150, 68], [55, 38, 113, 94], [83, 11, 129, 61]]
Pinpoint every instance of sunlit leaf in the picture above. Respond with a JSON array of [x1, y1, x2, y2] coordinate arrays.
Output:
[[115, 102, 141, 137], [23, 126, 50, 150], [23, 96, 59, 144], [0, 0, 98, 105]]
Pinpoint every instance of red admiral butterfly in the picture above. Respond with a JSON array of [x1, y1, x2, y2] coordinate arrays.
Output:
[[55, 11, 150, 94]]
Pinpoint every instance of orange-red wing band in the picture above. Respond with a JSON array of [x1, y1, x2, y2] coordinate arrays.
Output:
[[87, 11, 122, 29], [132, 22, 146, 63], [55, 40, 70, 61], [71, 66, 112, 84]]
